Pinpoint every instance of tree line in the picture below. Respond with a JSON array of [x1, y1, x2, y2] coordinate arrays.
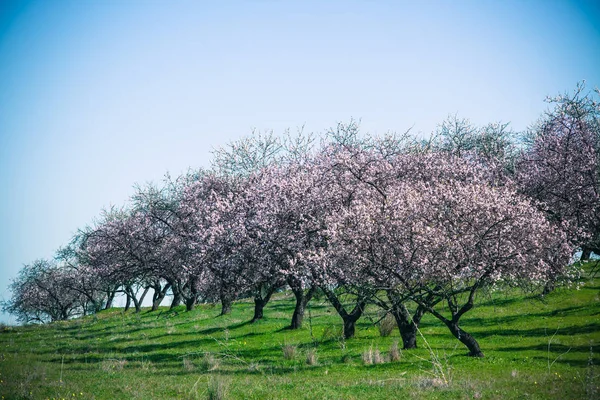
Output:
[[4, 83, 599, 357]]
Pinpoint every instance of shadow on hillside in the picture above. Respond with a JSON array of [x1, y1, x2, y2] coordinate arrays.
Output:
[[47, 339, 288, 368], [496, 342, 596, 354], [477, 296, 528, 308], [64, 311, 258, 342], [460, 304, 593, 328], [37, 319, 268, 357], [472, 321, 600, 339], [495, 343, 598, 368]]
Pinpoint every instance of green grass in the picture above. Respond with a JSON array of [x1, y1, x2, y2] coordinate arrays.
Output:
[[0, 271, 599, 399]]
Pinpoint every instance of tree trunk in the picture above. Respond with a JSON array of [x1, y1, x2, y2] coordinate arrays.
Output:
[[321, 286, 366, 339], [343, 317, 358, 339], [105, 290, 115, 310], [251, 285, 276, 323], [135, 286, 149, 313], [123, 285, 146, 313], [542, 281, 555, 296], [186, 296, 197, 311], [252, 297, 265, 322], [220, 297, 232, 315], [392, 304, 425, 349], [152, 283, 171, 311], [444, 320, 484, 357], [170, 286, 182, 309], [124, 292, 131, 312], [581, 246, 592, 261], [290, 285, 316, 329]]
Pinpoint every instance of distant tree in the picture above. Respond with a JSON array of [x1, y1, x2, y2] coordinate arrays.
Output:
[[178, 173, 255, 314], [56, 239, 108, 315], [83, 208, 154, 313], [211, 127, 316, 177], [211, 127, 319, 323], [432, 114, 519, 182], [3, 259, 83, 323], [517, 82, 600, 259]]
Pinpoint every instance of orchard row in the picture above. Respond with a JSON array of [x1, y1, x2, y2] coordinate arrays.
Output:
[[5, 84, 599, 357]]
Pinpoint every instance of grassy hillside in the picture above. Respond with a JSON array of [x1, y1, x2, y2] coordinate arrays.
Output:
[[0, 271, 599, 399]]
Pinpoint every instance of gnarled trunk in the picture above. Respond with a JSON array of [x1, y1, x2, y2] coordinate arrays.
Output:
[[170, 285, 182, 309], [386, 289, 425, 349], [444, 320, 484, 357], [290, 285, 316, 329], [581, 246, 593, 261], [251, 284, 277, 323], [151, 282, 171, 311], [392, 304, 425, 349], [125, 285, 148, 313], [104, 290, 116, 310], [426, 290, 484, 357], [220, 297, 232, 315], [388, 291, 425, 350], [321, 286, 366, 339], [186, 296, 197, 311], [124, 291, 131, 312]]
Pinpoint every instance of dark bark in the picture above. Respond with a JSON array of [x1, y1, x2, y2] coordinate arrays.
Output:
[[290, 285, 316, 329], [444, 320, 484, 357], [151, 283, 171, 311], [386, 289, 425, 349], [220, 297, 232, 315], [185, 296, 196, 311], [124, 292, 131, 312], [424, 288, 484, 357], [251, 284, 277, 323], [321, 287, 366, 339], [104, 290, 115, 310], [184, 277, 201, 312], [125, 286, 147, 313], [581, 246, 592, 261], [542, 281, 555, 296], [342, 317, 357, 339], [392, 303, 425, 349], [136, 286, 149, 313], [170, 285, 182, 309]]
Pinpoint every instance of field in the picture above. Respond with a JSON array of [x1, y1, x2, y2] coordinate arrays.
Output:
[[0, 270, 599, 399]]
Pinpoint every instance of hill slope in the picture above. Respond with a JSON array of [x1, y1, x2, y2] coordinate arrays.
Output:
[[0, 272, 599, 399]]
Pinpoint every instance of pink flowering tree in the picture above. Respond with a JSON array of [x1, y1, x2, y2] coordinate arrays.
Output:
[[336, 172, 572, 356], [130, 179, 197, 311], [3, 259, 84, 323], [244, 161, 333, 329], [82, 208, 157, 313], [178, 173, 254, 314], [318, 141, 489, 344], [517, 83, 600, 260], [56, 238, 113, 314], [431, 114, 519, 183]]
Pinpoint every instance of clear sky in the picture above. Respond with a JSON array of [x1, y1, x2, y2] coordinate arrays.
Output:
[[0, 0, 599, 324]]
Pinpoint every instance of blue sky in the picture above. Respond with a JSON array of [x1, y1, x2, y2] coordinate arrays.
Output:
[[0, 0, 599, 323]]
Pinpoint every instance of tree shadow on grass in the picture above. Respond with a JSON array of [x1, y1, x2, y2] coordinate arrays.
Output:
[[471, 321, 600, 339], [460, 304, 593, 328]]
